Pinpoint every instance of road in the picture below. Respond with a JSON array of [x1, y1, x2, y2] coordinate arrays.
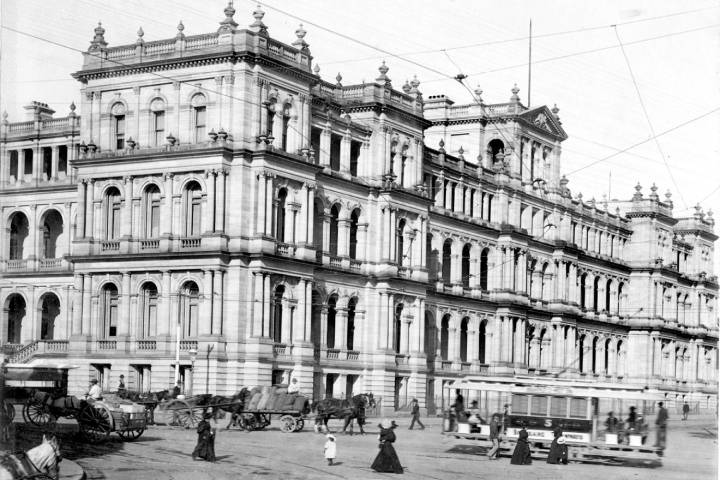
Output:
[[11, 415, 718, 479]]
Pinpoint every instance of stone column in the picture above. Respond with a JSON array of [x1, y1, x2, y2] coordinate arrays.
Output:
[[119, 272, 131, 336], [200, 270, 212, 335], [122, 176, 133, 237], [378, 292, 388, 349], [262, 275, 271, 338], [212, 270, 223, 335], [215, 169, 226, 232], [319, 125, 331, 167], [72, 275, 84, 335], [340, 132, 351, 173], [82, 274, 92, 335], [76, 180, 87, 237], [86, 179, 95, 239], [158, 271, 171, 336], [203, 170, 216, 233], [338, 219, 350, 257], [265, 174, 274, 236], [252, 272, 263, 336], [161, 173, 174, 236], [335, 309, 347, 350]]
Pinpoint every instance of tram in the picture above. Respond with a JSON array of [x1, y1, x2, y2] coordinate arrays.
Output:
[[442, 375, 665, 466]]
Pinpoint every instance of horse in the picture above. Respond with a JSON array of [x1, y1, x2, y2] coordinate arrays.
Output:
[[313, 393, 375, 435], [199, 390, 251, 429], [0, 434, 62, 480]]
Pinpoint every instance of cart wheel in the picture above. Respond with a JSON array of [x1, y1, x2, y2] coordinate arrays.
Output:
[[165, 400, 200, 429], [242, 414, 257, 431], [23, 401, 55, 427], [279, 415, 296, 433], [294, 418, 305, 432], [117, 428, 145, 441], [77, 403, 113, 443]]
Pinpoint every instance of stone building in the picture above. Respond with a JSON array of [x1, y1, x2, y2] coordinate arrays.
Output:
[[0, 4, 716, 412]]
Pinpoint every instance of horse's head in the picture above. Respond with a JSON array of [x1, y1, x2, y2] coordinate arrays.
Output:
[[29, 434, 62, 479]]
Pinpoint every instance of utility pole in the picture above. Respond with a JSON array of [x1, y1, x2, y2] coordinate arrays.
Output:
[[527, 19, 532, 107]]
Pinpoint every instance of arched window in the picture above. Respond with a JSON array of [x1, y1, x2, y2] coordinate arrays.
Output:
[[460, 317, 469, 362], [394, 304, 403, 353], [276, 188, 287, 242], [478, 320, 487, 363], [266, 101, 276, 136], [327, 294, 337, 348], [480, 248, 489, 290], [593, 277, 600, 312], [179, 281, 199, 338], [111, 103, 126, 150], [424, 311, 435, 357], [183, 181, 203, 237], [191, 94, 207, 143], [442, 239, 452, 284], [143, 184, 161, 238], [313, 200, 324, 252], [578, 335, 585, 372], [100, 284, 119, 338], [540, 263, 549, 300], [488, 139, 505, 164], [396, 219, 406, 266], [9, 213, 29, 260], [41, 210, 63, 259], [604, 338, 611, 374], [591, 336, 598, 373], [440, 314, 450, 361], [605, 279, 612, 312], [272, 285, 284, 343], [349, 209, 360, 260], [139, 282, 158, 338], [580, 273, 587, 308], [617, 282, 625, 314], [461, 244, 471, 288], [329, 204, 340, 256], [6, 294, 26, 344], [347, 298, 357, 350], [40, 293, 60, 340], [104, 187, 122, 240], [616, 340, 623, 376], [310, 290, 322, 346], [150, 98, 166, 146], [281, 104, 291, 151]]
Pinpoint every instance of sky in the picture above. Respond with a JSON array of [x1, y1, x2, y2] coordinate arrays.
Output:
[[1, 0, 719, 271]]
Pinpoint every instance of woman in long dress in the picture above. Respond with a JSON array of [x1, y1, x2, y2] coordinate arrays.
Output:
[[192, 413, 216, 462], [510, 428, 532, 465], [546, 428, 568, 464], [371, 419, 403, 474]]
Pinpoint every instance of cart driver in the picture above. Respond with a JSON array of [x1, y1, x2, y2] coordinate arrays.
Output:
[[86, 379, 103, 401]]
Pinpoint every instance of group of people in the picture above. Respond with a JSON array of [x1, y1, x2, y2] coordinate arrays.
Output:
[[604, 402, 669, 448], [321, 418, 404, 473]]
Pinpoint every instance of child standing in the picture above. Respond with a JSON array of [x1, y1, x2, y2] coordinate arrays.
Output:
[[324, 434, 337, 466]]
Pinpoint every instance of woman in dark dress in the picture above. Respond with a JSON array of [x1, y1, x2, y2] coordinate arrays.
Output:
[[510, 428, 532, 465], [547, 428, 568, 464], [371, 419, 403, 474], [192, 413, 216, 462]]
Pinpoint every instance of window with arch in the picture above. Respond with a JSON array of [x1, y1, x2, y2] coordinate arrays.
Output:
[[313, 199, 324, 252], [591, 336, 599, 373], [104, 187, 122, 239], [150, 98, 166, 146], [593, 277, 600, 312], [580, 273, 587, 308], [488, 138, 505, 165], [272, 285, 284, 343], [605, 279, 613, 312], [442, 239, 452, 284], [41, 210, 63, 259], [6, 294, 26, 344], [276, 188, 287, 242], [190, 94, 207, 143], [347, 298, 357, 350], [183, 181, 202, 237], [349, 209, 360, 259], [179, 281, 199, 338], [394, 304, 403, 354], [281, 103, 291, 151], [578, 335, 585, 372], [396, 219, 406, 266], [143, 184, 161, 238], [480, 248, 489, 290], [327, 294, 337, 348], [266, 100, 276, 136], [461, 244, 471, 288], [9, 212, 29, 260], [329, 204, 340, 256], [111, 103, 126, 150], [460, 317, 469, 362], [100, 283, 119, 338], [40, 293, 60, 340], [139, 282, 158, 338], [440, 314, 450, 360], [478, 320, 487, 363], [423, 311, 435, 357]]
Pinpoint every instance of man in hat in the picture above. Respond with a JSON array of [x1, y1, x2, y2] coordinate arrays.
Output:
[[86, 379, 102, 401], [408, 398, 425, 430], [118, 374, 126, 393]]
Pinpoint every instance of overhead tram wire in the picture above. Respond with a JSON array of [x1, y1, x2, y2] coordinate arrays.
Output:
[[612, 25, 687, 210]]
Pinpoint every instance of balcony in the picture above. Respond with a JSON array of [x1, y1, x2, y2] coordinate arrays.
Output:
[[395, 354, 409, 366], [101, 241, 120, 252], [440, 360, 453, 370], [460, 362, 472, 371], [139, 239, 160, 251], [326, 348, 340, 359], [97, 340, 117, 350], [179, 237, 201, 249], [346, 350, 360, 361], [349, 260, 362, 272], [136, 340, 157, 351], [179, 340, 198, 351], [273, 344, 287, 356], [38, 258, 63, 270], [7, 259, 27, 271], [6, 340, 70, 363], [328, 256, 342, 268]]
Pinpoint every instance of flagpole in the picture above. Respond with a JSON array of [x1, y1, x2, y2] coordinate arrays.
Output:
[[527, 19, 532, 107]]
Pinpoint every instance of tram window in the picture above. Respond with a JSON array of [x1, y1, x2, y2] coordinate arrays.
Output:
[[512, 394, 529, 415], [531, 396, 548, 416], [569, 398, 587, 419], [550, 397, 567, 417]]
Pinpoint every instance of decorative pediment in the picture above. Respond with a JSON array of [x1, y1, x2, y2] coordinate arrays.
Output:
[[518, 106, 568, 141]]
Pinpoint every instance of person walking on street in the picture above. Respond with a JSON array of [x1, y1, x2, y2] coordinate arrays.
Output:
[[324, 434, 337, 466], [117, 374, 126, 393], [682, 402, 690, 421], [605, 411, 619, 433], [192, 412, 216, 462], [487, 414, 501, 460], [371, 419, 404, 473], [510, 427, 532, 465], [654, 402, 668, 449], [547, 428, 568, 465], [408, 398, 425, 430], [454, 390, 465, 421]]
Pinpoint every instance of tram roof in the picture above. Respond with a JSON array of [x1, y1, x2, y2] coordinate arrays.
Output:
[[446, 375, 666, 401]]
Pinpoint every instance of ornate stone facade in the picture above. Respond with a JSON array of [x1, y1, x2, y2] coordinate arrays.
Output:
[[0, 4, 716, 413]]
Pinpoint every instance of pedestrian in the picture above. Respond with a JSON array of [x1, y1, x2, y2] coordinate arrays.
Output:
[[510, 427, 532, 465], [501, 404, 510, 435], [468, 400, 482, 429], [682, 402, 690, 421], [604, 411, 619, 433], [371, 419, 404, 474], [454, 390, 465, 420], [487, 414, 500, 460], [626, 406, 637, 432], [654, 402, 668, 449], [117, 374, 126, 393], [288, 377, 300, 394], [324, 433, 337, 466], [192, 412, 216, 462], [547, 428, 568, 465], [86, 379, 103, 401], [408, 398, 425, 430]]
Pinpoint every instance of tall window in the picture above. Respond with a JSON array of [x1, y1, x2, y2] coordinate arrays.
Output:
[[329, 204, 340, 256], [153, 110, 165, 146], [41, 210, 63, 259], [281, 104, 291, 151], [327, 295, 337, 348], [115, 115, 125, 150], [350, 141, 361, 176], [140, 283, 158, 338], [266, 102, 276, 136], [330, 133, 341, 171], [480, 248, 489, 290], [101, 284, 119, 338], [396, 219, 406, 266], [191, 94, 207, 142], [183, 182, 203, 236], [460, 317, 469, 362], [9, 213, 29, 260], [349, 209, 360, 259], [143, 184, 161, 238], [394, 304, 403, 354], [580, 274, 587, 308], [276, 188, 287, 242], [440, 315, 450, 360], [272, 285, 284, 343], [442, 239, 452, 284], [478, 320, 486, 363], [347, 298, 356, 350], [9, 150, 18, 180], [104, 187, 122, 239], [461, 244, 471, 288], [180, 281, 199, 338]]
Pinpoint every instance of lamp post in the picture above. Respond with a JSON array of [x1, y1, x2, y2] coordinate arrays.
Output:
[[188, 349, 198, 396]]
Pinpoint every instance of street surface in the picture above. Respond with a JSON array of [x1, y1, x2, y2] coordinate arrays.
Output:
[[11, 415, 718, 479]]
